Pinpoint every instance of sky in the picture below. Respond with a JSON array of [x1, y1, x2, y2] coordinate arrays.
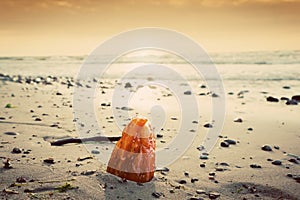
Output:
[[0, 0, 299, 56]]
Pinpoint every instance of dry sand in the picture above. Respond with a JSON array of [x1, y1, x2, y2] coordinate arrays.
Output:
[[0, 75, 300, 200]]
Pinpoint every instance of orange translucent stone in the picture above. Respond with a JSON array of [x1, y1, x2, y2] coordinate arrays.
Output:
[[107, 117, 156, 183]]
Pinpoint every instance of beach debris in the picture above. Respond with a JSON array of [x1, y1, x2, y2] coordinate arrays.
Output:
[[272, 160, 282, 165], [107, 117, 156, 183], [11, 147, 22, 154], [250, 164, 262, 168], [77, 156, 93, 161], [50, 135, 121, 146], [266, 96, 279, 102], [261, 145, 272, 151], [234, 118, 243, 123]]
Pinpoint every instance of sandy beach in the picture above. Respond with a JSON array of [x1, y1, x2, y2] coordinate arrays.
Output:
[[0, 61, 299, 200]]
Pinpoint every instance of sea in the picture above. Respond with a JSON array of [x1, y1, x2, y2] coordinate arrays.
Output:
[[0, 50, 300, 83]]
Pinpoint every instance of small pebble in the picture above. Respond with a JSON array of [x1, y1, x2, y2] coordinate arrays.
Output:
[[191, 178, 198, 183], [234, 118, 243, 123], [272, 160, 282, 165], [250, 164, 261, 168], [43, 158, 55, 164], [261, 145, 272, 151], [224, 139, 236, 145], [196, 189, 206, 194], [91, 150, 100, 154], [12, 147, 22, 154], [184, 91, 192, 95], [203, 123, 213, 128], [178, 179, 187, 184], [220, 141, 229, 147], [200, 155, 208, 160], [152, 192, 163, 198], [200, 163, 206, 168], [4, 132, 19, 136], [208, 192, 220, 199]]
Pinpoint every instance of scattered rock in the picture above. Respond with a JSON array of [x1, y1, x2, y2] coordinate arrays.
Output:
[[273, 145, 280, 150], [224, 139, 237, 145], [288, 158, 299, 164], [2, 188, 19, 194], [261, 145, 272, 151], [234, 118, 243, 123], [200, 163, 206, 168], [211, 93, 219, 98], [196, 189, 206, 194], [3, 158, 12, 169], [250, 164, 262, 168], [56, 92, 62, 95], [200, 85, 206, 88], [203, 123, 213, 128], [121, 106, 134, 111], [266, 96, 279, 102], [43, 158, 55, 164], [291, 95, 300, 102], [200, 154, 209, 160], [283, 86, 290, 89], [152, 192, 163, 198], [91, 150, 100, 154], [81, 170, 96, 176], [191, 178, 198, 183], [155, 167, 170, 172], [220, 141, 229, 147], [247, 127, 253, 131], [286, 99, 298, 105], [124, 82, 132, 88], [16, 176, 27, 183], [272, 160, 282, 165], [12, 147, 22, 154], [208, 192, 220, 199], [35, 118, 42, 121], [177, 179, 187, 184], [184, 90, 192, 95], [280, 97, 289, 101], [170, 117, 178, 120], [4, 131, 19, 136]]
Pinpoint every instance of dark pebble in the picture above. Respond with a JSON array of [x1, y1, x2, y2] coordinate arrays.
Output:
[[266, 96, 279, 102], [56, 92, 62, 95], [0, 117, 6, 120], [291, 95, 300, 102], [152, 192, 163, 198], [234, 118, 243, 123], [267, 158, 273, 162], [250, 164, 262, 168], [178, 179, 187, 184], [220, 141, 229, 147], [200, 155, 208, 160], [184, 171, 189, 177], [156, 134, 163, 138], [286, 99, 298, 105], [43, 158, 55, 164], [280, 97, 289, 101], [4, 132, 19, 136], [203, 123, 213, 128], [288, 158, 299, 164], [16, 177, 27, 183], [208, 192, 220, 199], [81, 170, 96, 176], [224, 139, 236, 145], [208, 172, 215, 176], [272, 160, 282, 165], [200, 84, 206, 88], [200, 163, 206, 168], [12, 147, 22, 154], [273, 145, 280, 150], [124, 82, 132, 88], [283, 86, 290, 89], [261, 145, 272, 151], [35, 118, 42, 121], [247, 127, 253, 131], [191, 178, 199, 183], [184, 91, 192, 95]]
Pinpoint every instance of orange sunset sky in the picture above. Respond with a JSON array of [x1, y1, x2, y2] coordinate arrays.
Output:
[[0, 0, 299, 56]]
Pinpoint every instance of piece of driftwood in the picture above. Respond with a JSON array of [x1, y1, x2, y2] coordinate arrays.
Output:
[[50, 136, 121, 146]]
